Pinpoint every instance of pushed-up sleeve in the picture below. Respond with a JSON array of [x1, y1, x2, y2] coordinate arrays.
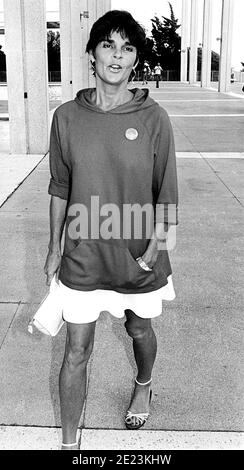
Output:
[[48, 111, 70, 200], [152, 109, 179, 226]]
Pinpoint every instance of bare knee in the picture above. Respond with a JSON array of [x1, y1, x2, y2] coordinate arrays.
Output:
[[124, 319, 151, 340], [64, 339, 94, 371]]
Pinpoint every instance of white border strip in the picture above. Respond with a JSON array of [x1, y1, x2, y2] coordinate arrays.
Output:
[[227, 92, 244, 99], [176, 152, 244, 158], [196, 85, 244, 99], [170, 114, 244, 117], [150, 90, 217, 94], [158, 99, 242, 102]]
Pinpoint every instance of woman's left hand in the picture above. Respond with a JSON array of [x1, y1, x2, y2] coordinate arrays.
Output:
[[140, 248, 158, 270]]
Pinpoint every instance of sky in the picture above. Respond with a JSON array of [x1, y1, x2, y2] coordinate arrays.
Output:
[[0, 0, 243, 70]]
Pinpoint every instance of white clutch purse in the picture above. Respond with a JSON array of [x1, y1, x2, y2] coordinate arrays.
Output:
[[28, 276, 64, 336]]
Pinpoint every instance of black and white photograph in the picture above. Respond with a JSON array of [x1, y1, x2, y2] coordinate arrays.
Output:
[[0, 0, 243, 458]]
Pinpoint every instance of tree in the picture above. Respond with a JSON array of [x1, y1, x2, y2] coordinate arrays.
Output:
[[137, 37, 155, 72], [47, 31, 60, 71], [149, 2, 181, 70]]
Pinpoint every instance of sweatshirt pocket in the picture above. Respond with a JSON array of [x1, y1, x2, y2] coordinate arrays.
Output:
[[60, 239, 156, 290]]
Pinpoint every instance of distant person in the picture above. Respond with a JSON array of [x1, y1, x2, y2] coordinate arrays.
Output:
[[154, 62, 163, 88], [242, 84, 244, 93], [142, 61, 149, 84], [0, 45, 6, 71]]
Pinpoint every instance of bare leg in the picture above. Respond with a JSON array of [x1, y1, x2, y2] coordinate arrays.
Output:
[[124, 309, 157, 413], [59, 321, 96, 449]]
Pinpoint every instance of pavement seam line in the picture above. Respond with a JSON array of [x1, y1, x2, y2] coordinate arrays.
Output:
[[170, 118, 199, 153], [0, 301, 22, 350], [0, 424, 61, 428], [199, 153, 244, 207], [0, 152, 48, 210], [79, 426, 244, 433], [0, 424, 243, 433]]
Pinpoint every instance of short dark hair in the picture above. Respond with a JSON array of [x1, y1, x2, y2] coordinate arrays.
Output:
[[85, 10, 146, 57]]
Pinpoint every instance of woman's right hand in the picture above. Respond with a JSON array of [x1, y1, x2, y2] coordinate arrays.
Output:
[[44, 248, 62, 286]]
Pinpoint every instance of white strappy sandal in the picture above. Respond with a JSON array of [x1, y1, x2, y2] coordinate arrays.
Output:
[[61, 442, 78, 450], [124, 378, 153, 430]]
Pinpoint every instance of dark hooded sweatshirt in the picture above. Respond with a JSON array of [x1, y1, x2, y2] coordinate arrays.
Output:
[[48, 88, 178, 294]]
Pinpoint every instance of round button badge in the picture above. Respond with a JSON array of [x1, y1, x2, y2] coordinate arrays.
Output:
[[125, 128, 138, 141]]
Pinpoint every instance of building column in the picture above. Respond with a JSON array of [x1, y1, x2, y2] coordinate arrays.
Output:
[[201, 0, 212, 88], [86, 0, 111, 87], [81, 0, 111, 88], [4, 0, 49, 154], [189, 0, 198, 84], [218, 0, 234, 93], [79, 0, 90, 91], [87, 0, 98, 88], [180, 0, 190, 82], [60, 0, 111, 101], [103, 0, 111, 13], [96, 0, 105, 20], [60, 0, 84, 102], [96, 0, 111, 16]]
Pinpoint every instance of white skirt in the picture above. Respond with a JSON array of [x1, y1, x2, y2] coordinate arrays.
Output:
[[59, 275, 176, 323]]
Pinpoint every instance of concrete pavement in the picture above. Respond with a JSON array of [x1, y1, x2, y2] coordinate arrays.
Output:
[[0, 82, 243, 450]]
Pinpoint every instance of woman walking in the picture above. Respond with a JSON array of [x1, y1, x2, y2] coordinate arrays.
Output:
[[154, 62, 163, 88], [44, 10, 178, 450]]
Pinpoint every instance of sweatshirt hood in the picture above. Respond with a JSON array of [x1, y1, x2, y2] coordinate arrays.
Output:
[[74, 87, 158, 114]]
